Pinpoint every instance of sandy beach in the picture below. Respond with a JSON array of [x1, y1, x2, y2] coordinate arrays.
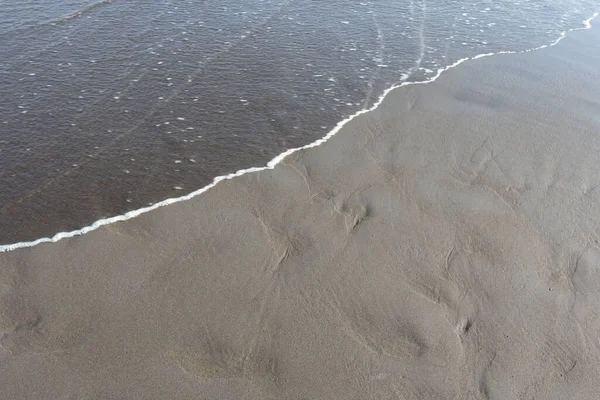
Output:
[[1, 18, 600, 399]]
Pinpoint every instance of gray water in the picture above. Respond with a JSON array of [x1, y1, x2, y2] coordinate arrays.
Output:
[[0, 0, 597, 244]]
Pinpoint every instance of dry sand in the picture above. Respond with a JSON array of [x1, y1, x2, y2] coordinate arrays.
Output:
[[1, 21, 600, 400]]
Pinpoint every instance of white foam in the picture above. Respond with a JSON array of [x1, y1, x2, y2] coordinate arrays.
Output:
[[0, 12, 598, 254], [584, 11, 598, 28]]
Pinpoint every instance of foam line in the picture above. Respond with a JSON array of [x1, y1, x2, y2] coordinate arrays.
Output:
[[45, 0, 114, 26], [1, 11, 598, 253]]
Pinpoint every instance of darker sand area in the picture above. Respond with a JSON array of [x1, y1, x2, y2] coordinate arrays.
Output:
[[1, 22, 600, 400]]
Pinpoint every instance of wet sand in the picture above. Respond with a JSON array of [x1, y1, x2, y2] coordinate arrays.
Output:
[[1, 20, 600, 399]]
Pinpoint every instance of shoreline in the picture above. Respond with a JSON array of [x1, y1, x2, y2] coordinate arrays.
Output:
[[2, 8, 600, 398], [1, 10, 597, 253]]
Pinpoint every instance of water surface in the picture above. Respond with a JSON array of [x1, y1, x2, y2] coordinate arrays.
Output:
[[0, 0, 597, 243]]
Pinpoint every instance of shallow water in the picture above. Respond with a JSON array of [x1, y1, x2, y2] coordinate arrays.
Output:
[[0, 0, 597, 244]]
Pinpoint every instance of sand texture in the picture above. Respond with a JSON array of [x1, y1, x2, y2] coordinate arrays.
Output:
[[1, 22, 600, 400]]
